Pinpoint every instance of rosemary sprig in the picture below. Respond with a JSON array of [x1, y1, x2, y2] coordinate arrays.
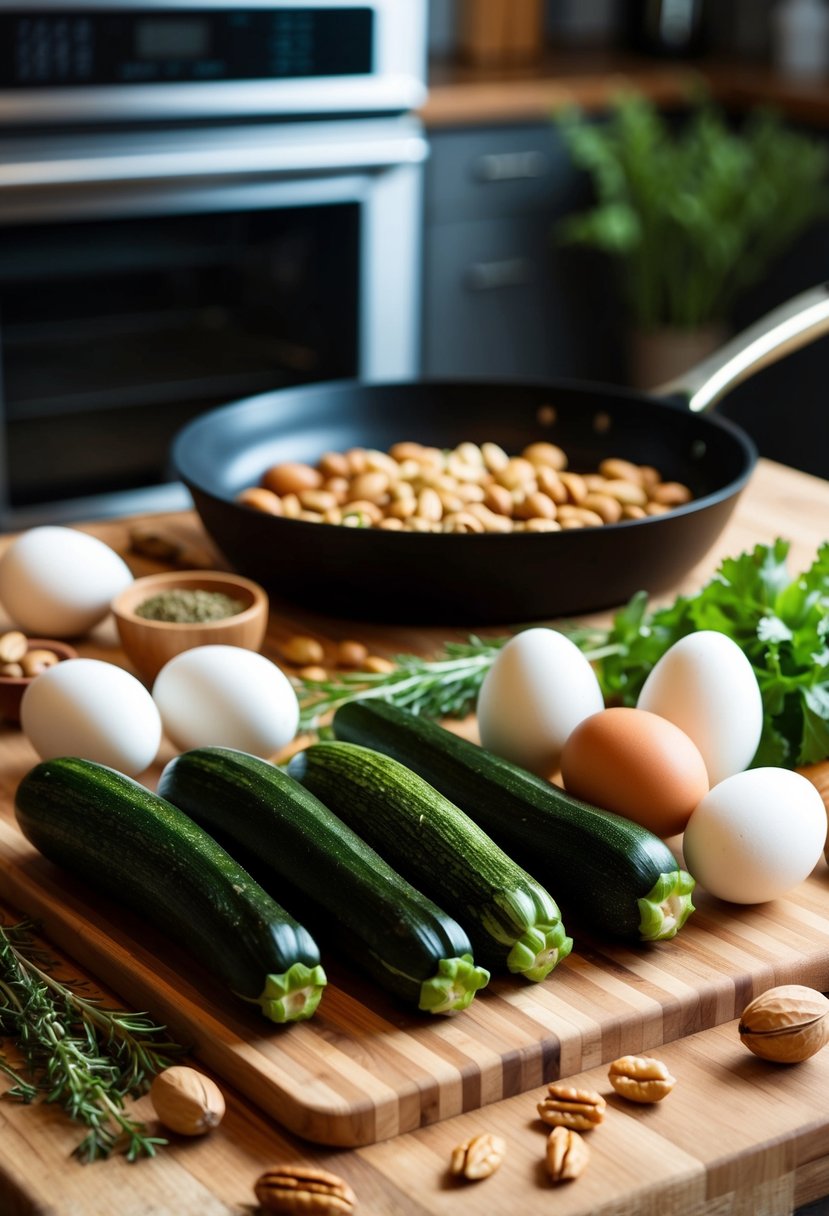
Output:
[[296, 629, 615, 732], [0, 919, 184, 1162]]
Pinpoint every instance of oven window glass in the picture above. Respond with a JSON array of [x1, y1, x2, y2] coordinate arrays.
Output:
[[0, 203, 359, 507]]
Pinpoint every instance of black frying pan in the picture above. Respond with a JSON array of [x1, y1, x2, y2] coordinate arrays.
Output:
[[171, 284, 829, 625]]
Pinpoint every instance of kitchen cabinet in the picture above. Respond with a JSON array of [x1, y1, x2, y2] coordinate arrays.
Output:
[[420, 72, 829, 479], [421, 120, 626, 382]]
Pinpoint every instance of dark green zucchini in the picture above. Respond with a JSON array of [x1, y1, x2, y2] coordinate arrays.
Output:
[[157, 747, 489, 1014], [331, 700, 695, 942], [14, 757, 326, 1024], [287, 740, 572, 981]]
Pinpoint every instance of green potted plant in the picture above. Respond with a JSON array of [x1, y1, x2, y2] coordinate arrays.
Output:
[[553, 91, 829, 386]]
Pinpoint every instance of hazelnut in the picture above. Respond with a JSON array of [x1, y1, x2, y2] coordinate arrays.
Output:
[[150, 1065, 226, 1136]]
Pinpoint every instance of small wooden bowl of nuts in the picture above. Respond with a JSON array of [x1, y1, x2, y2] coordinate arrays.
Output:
[[0, 632, 78, 723]]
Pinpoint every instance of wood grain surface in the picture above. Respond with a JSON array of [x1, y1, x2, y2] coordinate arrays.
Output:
[[0, 457, 827, 1214]]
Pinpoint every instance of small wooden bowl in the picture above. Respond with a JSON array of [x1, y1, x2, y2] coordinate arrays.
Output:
[[0, 638, 78, 723], [111, 570, 269, 685]]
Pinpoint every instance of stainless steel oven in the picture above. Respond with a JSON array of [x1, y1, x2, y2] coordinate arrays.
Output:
[[0, 1, 427, 526]]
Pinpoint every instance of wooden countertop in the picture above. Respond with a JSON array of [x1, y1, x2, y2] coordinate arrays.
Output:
[[421, 51, 829, 128], [2, 456, 829, 1215]]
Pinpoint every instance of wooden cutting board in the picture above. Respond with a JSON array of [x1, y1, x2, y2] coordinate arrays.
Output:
[[1, 756, 828, 1149]]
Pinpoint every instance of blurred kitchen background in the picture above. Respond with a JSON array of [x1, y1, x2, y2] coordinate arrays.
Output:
[[1, 0, 828, 528]]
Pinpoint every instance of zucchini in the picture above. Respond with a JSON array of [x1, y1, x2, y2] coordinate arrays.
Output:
[[157, 747, 489, 1014], [14, 757, 326, 1024], [287, 740, 572, 981], [332, 700, 695, 943]]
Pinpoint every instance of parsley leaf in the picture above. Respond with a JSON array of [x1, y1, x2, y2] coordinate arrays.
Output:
[[594, 539, 829, 769]]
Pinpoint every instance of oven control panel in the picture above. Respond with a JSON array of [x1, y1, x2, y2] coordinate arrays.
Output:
[[0, 7, 373, 88]]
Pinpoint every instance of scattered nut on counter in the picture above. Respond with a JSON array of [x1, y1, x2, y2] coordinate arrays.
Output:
[[127, 522, 216, 570], [545, 1125, 590, 1183], [537, 1082, 606, 1130], [607, 1055, 676, 1103], [253, 1164, 357, 1215], [738, 984, 829, 1063], [336, 639, 369, 668], [149, 1065, 226, 1136], [449, 1132, 507, 1181], [280, 635, 326, 666]]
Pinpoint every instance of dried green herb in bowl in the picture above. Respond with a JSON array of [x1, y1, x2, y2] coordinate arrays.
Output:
[[135, 588, 244, 624]]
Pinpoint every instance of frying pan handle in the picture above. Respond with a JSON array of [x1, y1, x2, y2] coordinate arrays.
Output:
[[655, 282, 829, 413]]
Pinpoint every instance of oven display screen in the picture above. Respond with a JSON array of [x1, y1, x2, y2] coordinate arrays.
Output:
[[0, 8, 374, 87], [135, 19, 210, 61]]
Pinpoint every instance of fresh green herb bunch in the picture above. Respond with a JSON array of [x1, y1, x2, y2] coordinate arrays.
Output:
[[297, 636, 509, 732], [554, 91, 829, 329], [594, 538, 829, 768], [0, 919, 184, 1162], [296, 540, 829, 771]]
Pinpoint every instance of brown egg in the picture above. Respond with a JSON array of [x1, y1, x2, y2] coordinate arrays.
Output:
[[560, 707, 709, 837]]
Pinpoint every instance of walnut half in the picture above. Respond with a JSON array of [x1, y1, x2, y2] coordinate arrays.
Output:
[[546, 1126, 590, 1182], [537, 1082, 606, 1130], [449, 1132, 507, 1181], [608, 1055, 676, 1103], [254, 1165, 356, 1215]]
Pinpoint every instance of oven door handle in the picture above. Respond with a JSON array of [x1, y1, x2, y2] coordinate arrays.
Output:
[[0, 129, 429, 191]]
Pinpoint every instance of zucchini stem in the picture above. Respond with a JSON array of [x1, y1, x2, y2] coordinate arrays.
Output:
[[637, 871, 696, 942], [418, 955, 491, 1014], [506, 922, 573, 982], [243, 962, 328, 1024]]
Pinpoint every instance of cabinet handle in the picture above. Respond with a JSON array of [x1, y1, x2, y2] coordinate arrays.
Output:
[[474, 151, 548, 182], [465, 258, 532, 291]]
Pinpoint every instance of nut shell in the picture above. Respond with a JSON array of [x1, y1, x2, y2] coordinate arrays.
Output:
[[150, 1065, 226, 1135], [739, 984, 829, 1063]]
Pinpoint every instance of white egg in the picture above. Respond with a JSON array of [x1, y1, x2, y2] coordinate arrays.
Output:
[[21, 658, 162, 776], [476, 627, 604, 777], [0, 526, 133, 638], [682, 767, 826, 904], [152, 645, 299, 757], [636, 631, 762, 785]]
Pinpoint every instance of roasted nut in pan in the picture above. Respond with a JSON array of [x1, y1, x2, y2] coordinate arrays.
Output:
[[739, 984, 829, 1063], [254, 1165, 357, 1215], [450, 1132, 507, 1181], [546, 1126, 590, 1182], [537, 1082, 606, 1130], [608, 1055, 676, 1103]]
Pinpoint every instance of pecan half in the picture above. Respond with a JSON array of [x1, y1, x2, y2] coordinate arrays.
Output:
[[608, 1055, 676, 1103], [254, 1165, 356, 1215], [537, 1082, 606, 1130], [450, 1132, 507, 1181], [546, 1126, 590, 1183]]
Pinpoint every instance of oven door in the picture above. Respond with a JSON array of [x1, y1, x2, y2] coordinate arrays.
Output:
[[0, 116, 426, 526]]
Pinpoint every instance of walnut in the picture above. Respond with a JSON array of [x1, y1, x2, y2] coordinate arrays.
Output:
[[545, 1126, 590, 1183], [739, 984, 829, 1063], [537, 1082, 606, 1130], [449, 1132, 507, 1181], [608, 1055, 676, 1103], [254, 1165, 356, 1215]]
